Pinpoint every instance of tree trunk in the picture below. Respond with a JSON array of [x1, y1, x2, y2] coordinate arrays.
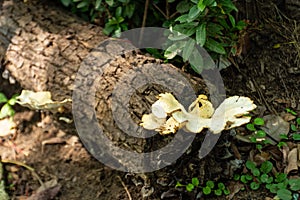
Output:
[[0, 0, 210, 171]]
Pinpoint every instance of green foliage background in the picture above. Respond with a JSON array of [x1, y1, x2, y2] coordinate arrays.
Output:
[[59, 0, 247, 73]]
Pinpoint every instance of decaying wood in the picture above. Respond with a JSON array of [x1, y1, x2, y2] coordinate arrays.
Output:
[[0, 0, 211, 170]]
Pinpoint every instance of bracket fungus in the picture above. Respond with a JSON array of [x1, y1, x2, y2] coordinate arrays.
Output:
[[140, 93, 257, 135]]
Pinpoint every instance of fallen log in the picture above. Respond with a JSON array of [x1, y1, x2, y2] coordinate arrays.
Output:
[[0, 0, 213, 171]]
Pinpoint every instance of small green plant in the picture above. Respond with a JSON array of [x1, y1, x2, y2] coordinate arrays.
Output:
[[235, 160, 300, 200], [164, 0, 247, 73], [0, 92, 18, 119], [176, 178, 230, 196], [246, 117, 271, 150]]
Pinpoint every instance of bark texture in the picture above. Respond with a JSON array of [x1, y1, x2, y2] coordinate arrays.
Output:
[[0, 0, 210, 170]]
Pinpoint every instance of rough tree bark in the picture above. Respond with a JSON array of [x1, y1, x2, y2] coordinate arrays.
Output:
[[0, 0, 212, 170]]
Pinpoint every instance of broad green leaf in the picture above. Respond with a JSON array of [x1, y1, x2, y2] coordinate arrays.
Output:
[[196, 23, 206, 46], [205, 38, 226, 54], [61, 0, 71, 7], [0, 93, 8, 104], [168, 0, 176, 2], [105, 0, 114, 6], [77, 1, 89, 8], [95, 0, 102, 10], [256, 130, 266, 138], [182, 39, 195, 61], [191, 0, 198, 4], [73, 0, 82, 2], [188, 5, 200, 19]]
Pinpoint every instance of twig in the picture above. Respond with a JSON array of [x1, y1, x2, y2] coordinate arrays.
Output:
[[139, 0, 150, 46], [117, 175, 132, 200], [152, 3, 167, 19], [1, 159, 44, 187]]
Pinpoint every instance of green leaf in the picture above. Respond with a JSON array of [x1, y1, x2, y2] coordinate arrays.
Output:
[[254, 118, 264, 126], [233, 174, 240, 181], [77, 1, 89, 9], [276, 189, 292, 200], [266, 177, 274, 184], [290, 124, 297, 132], [202, 186, 211, 195], [0, 93, 8, 104], [280, 134, 289, 140], [296, 118, 300, 125], [61, 0, 71, 7], [175, 14, 189, 23], [206, 180, 214, 188], [218, 182, 225, 190], [240, 175, 248, 183], [124, 3, 135, 18], [175, 181, 184, 187], [275, 173, 287, 183], [260, 174, 269, 183], [164, 41, 185, 59], [219, 0, 238, 12], [288, 178, 300, 191], [197, 0, 206, 12], [246, 160, 256, 170], [236, 20, 247, 30], [251, 168, 260, 177], [286, 108, 297, 115], [250, 182, 260, 190], [196, 23, 206, 46], [246, 123, 256, 131], [214, 189, 222, 196], [176, 1, 192, 13], [115, 6, 122, 18], [192, 177, 199, 187], [245, 174, 253, 181], [228, 14, 235, 27], [188, 5, 200, 19], [205, 38, 226, 54], [260, 161, 273, 174], [256, 130, 266, 138], [186, 183, 194, 192], [95, 0, 102, 10], [105, 0, 114, 6], [182, 39, 196, 61], [292, 134, 300, 141], [223, 188, 230, 195], [0, 104, 15, 119]]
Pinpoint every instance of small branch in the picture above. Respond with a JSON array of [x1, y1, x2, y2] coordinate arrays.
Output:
[[152, 3, 168, 19], [139, 0, 150, 46], [117, 176, 132, 200], [166, 0, 170, 19], [1, 159, 44, 187]]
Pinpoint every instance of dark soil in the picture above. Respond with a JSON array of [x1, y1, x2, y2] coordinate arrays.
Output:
[[1, 0, 299, 200]]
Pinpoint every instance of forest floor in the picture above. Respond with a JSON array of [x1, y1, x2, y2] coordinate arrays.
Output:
[[0, 0, 299, 200]]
